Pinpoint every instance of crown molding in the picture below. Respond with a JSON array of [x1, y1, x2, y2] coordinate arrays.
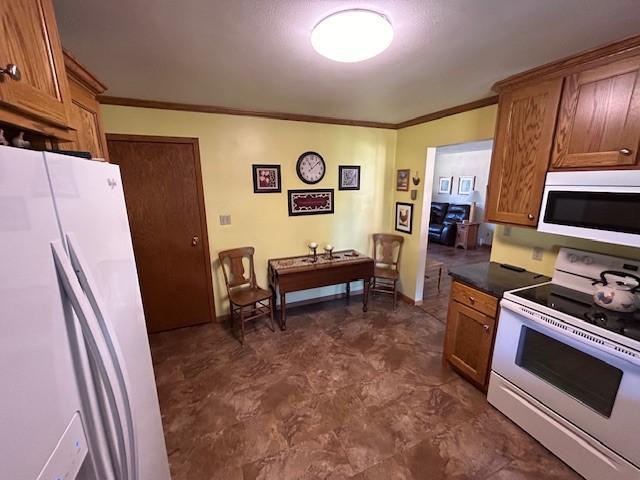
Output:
[[97, 96, 397, 129], [98, 94, 500, 130], [395, 96, 498, 129]]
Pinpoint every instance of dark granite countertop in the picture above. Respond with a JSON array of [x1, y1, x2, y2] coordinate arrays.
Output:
[[448, 261, 550, 298]]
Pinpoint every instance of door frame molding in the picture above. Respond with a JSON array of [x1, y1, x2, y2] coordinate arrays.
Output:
[[106, 133, 217, 324]]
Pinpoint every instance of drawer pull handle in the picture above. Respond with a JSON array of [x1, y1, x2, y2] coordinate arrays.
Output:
[[620, 148, 632, 156], [468, 296, 475, 303], [0, 63, 21, 81]]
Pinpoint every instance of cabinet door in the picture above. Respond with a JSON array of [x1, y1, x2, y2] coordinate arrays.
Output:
[[552, 56, 640, 170], [64, 79, 109, 160], [486, 79, 562, 226], [444, 300, 495, 388], [0, 0, 71, 128]]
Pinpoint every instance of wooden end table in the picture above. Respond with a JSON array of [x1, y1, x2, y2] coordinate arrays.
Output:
[[455, 222, 480, 250]]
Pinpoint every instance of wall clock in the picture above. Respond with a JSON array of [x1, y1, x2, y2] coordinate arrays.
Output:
[[296, 151, 325, 184]]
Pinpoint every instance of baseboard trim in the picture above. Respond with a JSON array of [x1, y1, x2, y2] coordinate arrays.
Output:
[[215, 290, 364, 322]]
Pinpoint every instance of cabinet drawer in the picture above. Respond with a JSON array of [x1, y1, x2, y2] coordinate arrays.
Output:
[[451, 281, 498, 317]]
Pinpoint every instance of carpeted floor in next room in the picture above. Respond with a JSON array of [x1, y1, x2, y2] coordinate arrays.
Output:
[[149, 286, 579, 479]]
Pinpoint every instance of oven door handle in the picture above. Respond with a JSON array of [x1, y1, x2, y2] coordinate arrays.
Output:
[[501, 299, 640, 368]]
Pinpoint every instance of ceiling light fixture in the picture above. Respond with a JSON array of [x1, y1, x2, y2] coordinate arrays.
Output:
[[311, 9, 393, 63]]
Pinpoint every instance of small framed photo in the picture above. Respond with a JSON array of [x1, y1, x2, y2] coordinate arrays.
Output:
[[339, 165, 360, 190], [458, 176, 475, 195], [438, 176, 453, 194], [396, 169, 410, 191], [252, 164, 281, 193], [395, 202, 413, 234]]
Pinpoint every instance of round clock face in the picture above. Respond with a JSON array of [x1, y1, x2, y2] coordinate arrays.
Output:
[[296, 151, 325, 184]]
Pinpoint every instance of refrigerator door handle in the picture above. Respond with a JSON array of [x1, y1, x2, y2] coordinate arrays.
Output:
[[51, 240, 130, 480], [64, 233, 138, 480]]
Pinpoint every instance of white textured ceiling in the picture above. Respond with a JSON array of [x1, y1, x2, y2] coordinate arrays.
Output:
[[54, 0, 640, 124]]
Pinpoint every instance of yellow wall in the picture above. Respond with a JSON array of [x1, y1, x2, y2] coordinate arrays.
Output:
[[101, 105, 397, 315], [394, 106, 498, 299], [490, 226, 640, 276]]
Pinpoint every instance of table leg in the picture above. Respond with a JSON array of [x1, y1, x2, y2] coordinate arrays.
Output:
[[346, 282, 351, 304], [363, 278, 370, 312], [280, 292, 287, 330]]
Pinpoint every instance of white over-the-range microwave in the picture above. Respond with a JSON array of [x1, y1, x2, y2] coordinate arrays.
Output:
[[538, 170, 640, 248]]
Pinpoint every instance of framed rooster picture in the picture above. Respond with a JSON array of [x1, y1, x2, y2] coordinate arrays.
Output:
[[395, 202, 413, 234]]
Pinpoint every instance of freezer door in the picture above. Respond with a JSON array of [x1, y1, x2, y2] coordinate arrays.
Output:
[[45, 152, 170, 480], [0, 147, 93, 479]]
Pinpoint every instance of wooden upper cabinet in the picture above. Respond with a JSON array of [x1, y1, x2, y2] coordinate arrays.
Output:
[[60, 51, 109, 160], [0, 0, 72, 132], [552, 55, 640, 170], [486, 79, 563, 226]]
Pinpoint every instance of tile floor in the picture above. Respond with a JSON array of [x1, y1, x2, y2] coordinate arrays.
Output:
[[150, 283, 581, 479]]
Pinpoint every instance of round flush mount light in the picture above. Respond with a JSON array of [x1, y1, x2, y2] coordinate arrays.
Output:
[[311, 9, 393, 63]]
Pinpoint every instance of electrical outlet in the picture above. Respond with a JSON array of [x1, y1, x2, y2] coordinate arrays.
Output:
[[532, 246, 544, 261], [503, 226, 512, 237], [219, 214, 231, 225]]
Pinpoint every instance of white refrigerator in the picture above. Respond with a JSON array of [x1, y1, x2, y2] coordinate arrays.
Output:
[[0, 146, 171, 480]]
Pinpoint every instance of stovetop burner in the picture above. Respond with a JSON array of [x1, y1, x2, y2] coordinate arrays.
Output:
[[512, 283, 640, 342]]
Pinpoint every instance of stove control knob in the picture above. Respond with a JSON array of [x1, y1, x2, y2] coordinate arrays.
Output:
[[582, 256, 594, 265], [568, 254, 580, 263]]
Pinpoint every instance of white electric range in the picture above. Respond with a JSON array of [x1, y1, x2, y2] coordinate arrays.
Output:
[[488, 247, 640, 480]]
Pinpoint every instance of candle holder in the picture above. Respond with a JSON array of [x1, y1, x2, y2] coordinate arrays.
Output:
[[324, 244, 335, 260], [308, 242, 318, 263]]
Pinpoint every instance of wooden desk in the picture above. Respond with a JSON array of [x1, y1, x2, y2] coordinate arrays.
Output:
[[268, 250, 374, 330]]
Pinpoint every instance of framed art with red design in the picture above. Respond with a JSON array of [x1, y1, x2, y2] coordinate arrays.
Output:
[[288, 189, 334, 216], [252, 164, 281, 193]]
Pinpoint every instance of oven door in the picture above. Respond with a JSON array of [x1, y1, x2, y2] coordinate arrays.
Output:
[[491, 299, 640, 467], [538, 185, 640, 248]]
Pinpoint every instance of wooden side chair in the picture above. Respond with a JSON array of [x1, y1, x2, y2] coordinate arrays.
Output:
[[218, 247, 275, 344], [370, 233, 404, 310]]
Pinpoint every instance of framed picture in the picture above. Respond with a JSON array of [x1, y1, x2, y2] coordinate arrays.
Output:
[[288, 189, 334, 216], [252, 164, 281, 193], [396, 169, 410, 191], [458, 176, 475, 195], [339, 165, 360, 190], [438, 176, 453, 194], [395, 202, 413, 234]]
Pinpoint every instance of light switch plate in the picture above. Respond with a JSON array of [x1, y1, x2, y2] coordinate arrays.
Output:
[[219, 214, 231, 225]]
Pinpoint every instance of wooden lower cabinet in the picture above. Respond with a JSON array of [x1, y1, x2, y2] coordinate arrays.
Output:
[[444, 281, 498, 390]]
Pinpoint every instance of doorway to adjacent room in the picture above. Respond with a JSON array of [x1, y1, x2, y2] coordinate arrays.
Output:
[[418, 140, 495, 319]]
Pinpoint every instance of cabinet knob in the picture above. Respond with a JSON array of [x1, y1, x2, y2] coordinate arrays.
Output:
[[527, 213, 535, 221], [191, 236, 199, 246], [620, 148, 632, 156], [0, 64, 21, 81], [483, 324, 490, 332], [468, 296, 475, 303]]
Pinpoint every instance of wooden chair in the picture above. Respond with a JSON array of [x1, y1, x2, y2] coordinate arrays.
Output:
[[218, 247, 275, 344], [370, 233, 404, 310]]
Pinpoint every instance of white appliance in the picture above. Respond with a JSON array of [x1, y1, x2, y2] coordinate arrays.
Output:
[[488, 247, 640, 480], [0, 146, 170, 480], [538, 170, 640, 248]]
